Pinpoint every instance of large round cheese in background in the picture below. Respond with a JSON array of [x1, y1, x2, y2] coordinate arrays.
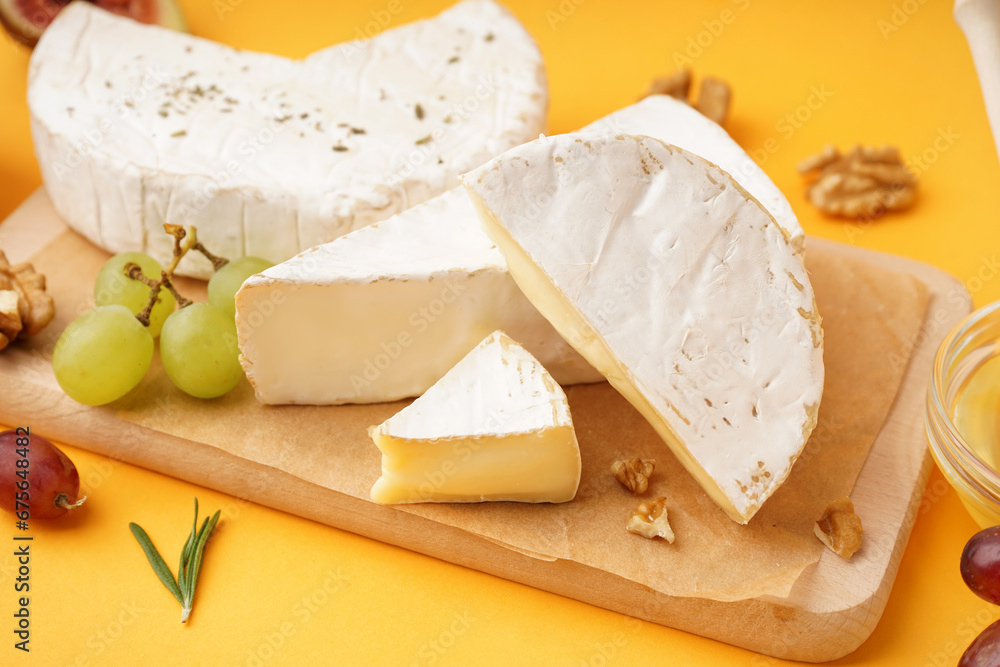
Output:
[[462, 133, 825, 524], [27, 0, 547, 277]]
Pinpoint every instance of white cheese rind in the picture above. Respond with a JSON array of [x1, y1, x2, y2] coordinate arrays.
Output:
[[462, 133, 824, 524], [581, 95, 804, 253], [370, 330, 581, 504], [28, 0, 547, 277], [236, 189, 600, 405]]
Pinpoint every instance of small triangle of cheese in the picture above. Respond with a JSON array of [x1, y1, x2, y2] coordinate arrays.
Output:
[[461, 134, 824, 524], [370, 330, 581, 504]]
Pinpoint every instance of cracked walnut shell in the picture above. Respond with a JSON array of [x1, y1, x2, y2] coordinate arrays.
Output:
[[611, 458, 655, 494], [814, 496, 863, 559], [626, 497, 674, 542], [798, 144, 917, 219], [0, 250, 55, 351]]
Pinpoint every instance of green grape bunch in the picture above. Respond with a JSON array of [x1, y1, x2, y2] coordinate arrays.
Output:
[[51, 225, 271, 406]]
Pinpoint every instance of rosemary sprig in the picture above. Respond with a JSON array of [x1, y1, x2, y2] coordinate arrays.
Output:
[[129, 498, 221, 623]]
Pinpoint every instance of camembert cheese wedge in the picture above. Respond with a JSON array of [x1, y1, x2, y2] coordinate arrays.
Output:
[[370, 331, 581, 504], [237, 189, 600, 405], [28, 0, 546, 277], [462, 134, 824, 524], [236, 95, 797, 406]]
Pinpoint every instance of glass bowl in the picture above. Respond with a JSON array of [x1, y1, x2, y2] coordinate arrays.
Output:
[[926, 300, 1000, 528]]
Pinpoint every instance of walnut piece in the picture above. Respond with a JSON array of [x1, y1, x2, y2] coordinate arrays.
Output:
[[798, 145, 917, 219], [694, 77, 731, 126], [814, 496, 863, 559], [645, 68, 691, 101], [611, 458, 655, 494], [0, 290, 22, 349], [642, 69, 732, 126], [626, 497, 674, 542], [0, 250, 55, 351]]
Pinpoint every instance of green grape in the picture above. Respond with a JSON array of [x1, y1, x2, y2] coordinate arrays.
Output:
[[208, 256, 273, 322], [160, 303, 244, 399], [94, 252, 176, 337], [52, 305, 154, 406]]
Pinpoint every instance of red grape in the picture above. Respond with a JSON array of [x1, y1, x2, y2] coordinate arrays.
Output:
[[0, 429, 85, 520], [962, 526, 1000, 605], [961, 619, 1000, 667]]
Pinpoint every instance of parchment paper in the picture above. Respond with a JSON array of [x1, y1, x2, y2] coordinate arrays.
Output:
[[32, 230, 930, 602]]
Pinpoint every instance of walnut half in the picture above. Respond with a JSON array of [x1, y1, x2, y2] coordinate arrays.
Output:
[[626, 497, 675, 542], [0, 290, 22, 349], [0, 250, 55, 351], [798, 145, 917, 219], [814, 496, 863, 559], [611, 458, 655, 494]]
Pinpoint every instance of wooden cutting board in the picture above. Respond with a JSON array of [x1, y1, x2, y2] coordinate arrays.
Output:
[[0, 190, 973, 662]]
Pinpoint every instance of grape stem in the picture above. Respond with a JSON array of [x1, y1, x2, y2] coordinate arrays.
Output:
[[163, 224, 199, 276], [123, 225, 229, 327], [193, 242, 229, 272], [54, 494, 87, 510], [160, 275, 192, 309], [126, 264, 191, 325]]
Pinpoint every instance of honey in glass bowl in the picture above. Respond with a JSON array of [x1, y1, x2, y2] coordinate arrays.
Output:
[[926, 301, 1000, 528]]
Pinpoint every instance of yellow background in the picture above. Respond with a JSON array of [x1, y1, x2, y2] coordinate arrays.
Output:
[[0, 0, 997, 664]]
